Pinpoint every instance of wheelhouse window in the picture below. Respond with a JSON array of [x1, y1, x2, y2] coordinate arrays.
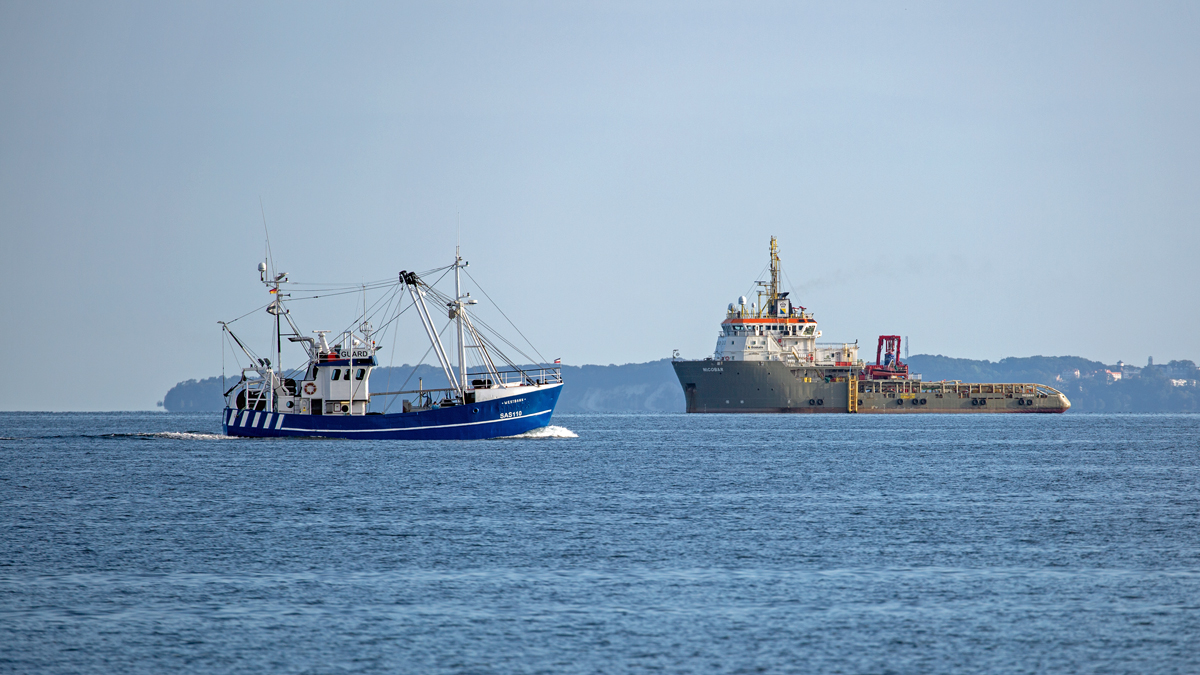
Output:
[[331, 369, 341, 381], [355, 368, 366, 381]]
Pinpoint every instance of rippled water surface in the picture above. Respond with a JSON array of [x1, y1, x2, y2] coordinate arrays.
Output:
[[2, 412, 1199, 673]]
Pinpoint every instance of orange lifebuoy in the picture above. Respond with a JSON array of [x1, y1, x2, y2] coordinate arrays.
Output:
[[806, 353, 813, 362], [303, 382, 317, 395]]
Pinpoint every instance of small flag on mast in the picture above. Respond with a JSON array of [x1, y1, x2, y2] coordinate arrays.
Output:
[[554, 358, 561, 364]]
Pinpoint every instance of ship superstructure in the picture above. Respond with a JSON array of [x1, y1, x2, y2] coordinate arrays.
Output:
[[713, 237, 860, 370], [672, 237, 1070, 414]]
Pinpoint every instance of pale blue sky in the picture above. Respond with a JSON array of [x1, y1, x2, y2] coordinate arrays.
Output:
[[2, 1, 1198, 410]]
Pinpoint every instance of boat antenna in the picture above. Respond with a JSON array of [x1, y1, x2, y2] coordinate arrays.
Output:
[[259, 196, 275, 277], [259, 196, 285, 410]]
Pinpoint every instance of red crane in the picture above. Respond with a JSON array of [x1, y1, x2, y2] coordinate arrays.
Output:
[[863, 335, 909, 380]]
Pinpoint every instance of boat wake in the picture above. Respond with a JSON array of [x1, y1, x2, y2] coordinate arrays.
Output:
[[3, 431, 233, 441], [103, 432, 233, 441], [148, 431, 233, 440], [502, 425, 578, 439]]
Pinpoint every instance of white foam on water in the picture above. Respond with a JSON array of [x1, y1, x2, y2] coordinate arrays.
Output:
[[145, 432, 232, 441], [501, 425, 578, 439]]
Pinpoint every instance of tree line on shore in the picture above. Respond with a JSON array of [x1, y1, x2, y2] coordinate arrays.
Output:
[[162, 355, 1199, 413]]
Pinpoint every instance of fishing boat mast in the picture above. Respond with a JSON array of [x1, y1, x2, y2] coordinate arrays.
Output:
[[455, 246, 467, 395]]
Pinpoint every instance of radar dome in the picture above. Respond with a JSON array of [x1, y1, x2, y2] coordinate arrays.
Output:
[[728, 303, 735, 312], [257, 262, 267, 273], [738, 295, 747, 306]]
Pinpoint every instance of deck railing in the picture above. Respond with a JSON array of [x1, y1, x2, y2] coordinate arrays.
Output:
[[230, 365, 563, 410], [370, 366, 562, 399], [857, 380, 1065, 397]]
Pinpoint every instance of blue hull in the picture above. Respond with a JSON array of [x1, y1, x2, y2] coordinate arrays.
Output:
[[222, 384, 561, 440]]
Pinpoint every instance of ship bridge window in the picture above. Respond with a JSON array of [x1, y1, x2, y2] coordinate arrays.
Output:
[[355, 368, 366, 380], [331, 369, 341, 381]]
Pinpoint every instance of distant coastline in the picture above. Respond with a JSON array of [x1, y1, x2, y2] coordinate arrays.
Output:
[[163, 356, 1200, 414]]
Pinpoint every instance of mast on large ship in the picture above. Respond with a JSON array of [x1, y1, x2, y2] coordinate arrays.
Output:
[[769, 235, 780, 313], [756, 235, 782, 318]]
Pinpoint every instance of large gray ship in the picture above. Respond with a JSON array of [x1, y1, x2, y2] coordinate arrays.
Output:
[[672, 237, 1070, 414]]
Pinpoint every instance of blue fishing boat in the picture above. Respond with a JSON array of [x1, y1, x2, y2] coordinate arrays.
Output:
[[221, 248, 562, 440]]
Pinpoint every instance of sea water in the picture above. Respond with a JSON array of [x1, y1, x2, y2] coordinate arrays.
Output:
[[2, 412, 1198, 673]]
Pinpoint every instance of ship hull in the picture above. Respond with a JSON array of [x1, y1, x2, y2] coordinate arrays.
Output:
[[222, 383, 562, 439], [672, 360, 1069, 414]]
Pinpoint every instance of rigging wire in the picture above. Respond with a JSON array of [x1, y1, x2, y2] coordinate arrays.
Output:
[[333, 264, 454, 357], [781, 268, 800, 302], [335, 283, 402, 338], [462, 269, 549, 365], [742, 262, 771, 307], [461, 314, 541, 370], [223, 302, 273, 326], [381, 319, 456, 414], [415, 282, 543, 370], [368, 289, 414, 402], [371, 285, 406, 337], [380, 294, 406, 410], [281, 283, 398, 303]]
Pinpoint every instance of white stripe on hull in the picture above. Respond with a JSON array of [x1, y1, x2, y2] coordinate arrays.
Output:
[[277, 408, 552, 434]]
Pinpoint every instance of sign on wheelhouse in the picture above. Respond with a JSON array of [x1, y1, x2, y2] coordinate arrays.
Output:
[[221, 248, 562, 439]]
